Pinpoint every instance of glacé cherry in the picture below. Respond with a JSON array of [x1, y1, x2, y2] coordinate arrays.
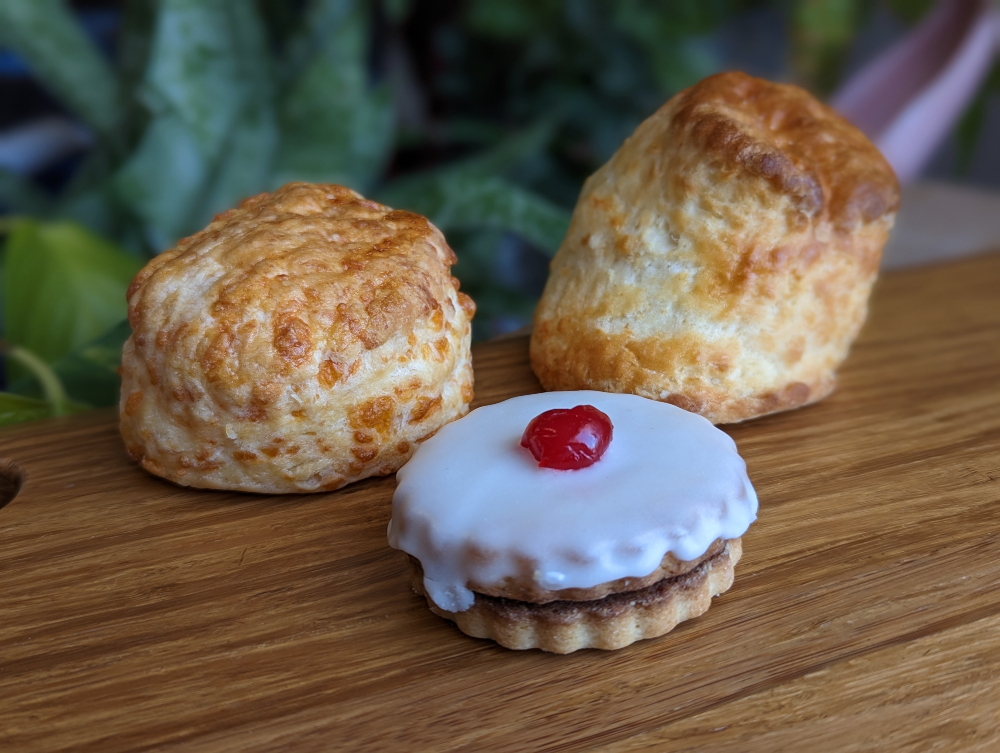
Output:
[[520, 404, 613, 470]]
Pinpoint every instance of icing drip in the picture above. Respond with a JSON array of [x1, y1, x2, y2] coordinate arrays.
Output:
[[387, 391, 757, 613]]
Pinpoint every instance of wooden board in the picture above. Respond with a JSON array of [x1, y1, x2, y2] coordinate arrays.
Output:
[[2, 252, 999, 752]]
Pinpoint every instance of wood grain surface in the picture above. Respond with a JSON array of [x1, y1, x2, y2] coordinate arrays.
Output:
[[2, 252, 999, 752]]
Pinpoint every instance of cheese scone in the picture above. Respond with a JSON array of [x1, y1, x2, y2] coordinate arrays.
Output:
[[531, 71, 899, 423], [120, 183, 475, 493]]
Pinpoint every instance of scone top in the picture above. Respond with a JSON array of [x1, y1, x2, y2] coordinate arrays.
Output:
[[388, 391, 757, 613], [530, 72, 900, 424], [127, 183, 469, 363], [120, 183, 476, 493], [669, 71, 900, 235]]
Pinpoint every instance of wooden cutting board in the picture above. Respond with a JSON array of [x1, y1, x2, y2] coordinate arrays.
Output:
[[2, 252, 999, 752]]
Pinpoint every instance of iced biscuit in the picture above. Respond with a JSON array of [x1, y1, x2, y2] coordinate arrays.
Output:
[[389, 391, 757, 653]]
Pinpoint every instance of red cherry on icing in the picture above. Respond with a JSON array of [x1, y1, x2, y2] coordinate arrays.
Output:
[[520, 405, 613, 470]]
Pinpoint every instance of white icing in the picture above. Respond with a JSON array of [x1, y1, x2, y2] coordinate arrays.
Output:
[[387, 391, 757, 613]]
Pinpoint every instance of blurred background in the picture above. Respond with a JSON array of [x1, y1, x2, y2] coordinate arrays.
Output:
[[1, 0, 998, 425]]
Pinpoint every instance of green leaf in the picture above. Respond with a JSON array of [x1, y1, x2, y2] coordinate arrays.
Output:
[[433, 118, 508, 146], [0, 170, 52, 216], [376, 119, 559, 209], [612, 0, 742, 39], [11, 320, 131, 408], [0, 392, 51, 426], [467, 285, 537, 325], [56, 182, 146, 257], [258, 0, 303, 46], [273, 0, 395, 191], [379, 174, 570, 256], [117, 0, 277, 245], [792, 0, 864, 94], [272, 81, 393, 191], [2, 342, 75, 416], [141, 0, 251, 158], [447, 228, 507, 289], [383, 0, 412, 24], [4, 220, 142, 366], [609, 2, 730, 94], [0, 0, 123, 138], [465, 0, 560, 40], [196, 99, 279, 228], [448, 119, 558, 179], [645, 37, 721, 94], [444, 228, 541, 340], [113, 113, 208, 250], [51, 146, 149, 251], [280, 0, 356, 87], [53, 320, 130, 407], [195, 1, 279, 225], [116, 0, 158, 146]]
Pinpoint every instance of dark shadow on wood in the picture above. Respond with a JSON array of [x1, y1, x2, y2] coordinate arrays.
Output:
[[0, 458, 24, 511]]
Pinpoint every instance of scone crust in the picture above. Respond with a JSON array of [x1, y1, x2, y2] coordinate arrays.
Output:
[[531, 71, 899, 424], [413, 539, 742, 653], [120, 183, 475, 493]]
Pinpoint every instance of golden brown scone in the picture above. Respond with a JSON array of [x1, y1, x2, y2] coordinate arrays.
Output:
[[531, 71, 900, 424], [120, 183, 475, 493], [411, 540, 742, 654]]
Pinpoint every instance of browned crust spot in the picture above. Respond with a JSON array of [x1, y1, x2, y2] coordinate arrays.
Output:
[[273, 315, 314, 366], [669, 71, 899, 229], [350, 396, 396, 434], [408, 395, 442, 424], [351, 446, 378, 462], [124, 391, 143, 417], [317, 359, 344, 388]]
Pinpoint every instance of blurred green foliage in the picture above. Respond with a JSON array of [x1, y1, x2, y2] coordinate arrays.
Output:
[[793, 0, 866, 95], [0, 0, 968, 424], [5, 220, 140, 367]]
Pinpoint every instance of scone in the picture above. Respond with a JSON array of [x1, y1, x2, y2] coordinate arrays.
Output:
[[388, 391, 757, 653], [531, 71, 900, 424], [120, 183, 475, 493]]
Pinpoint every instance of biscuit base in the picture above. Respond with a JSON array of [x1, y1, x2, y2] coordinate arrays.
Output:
[[412, 539, 741, 654]]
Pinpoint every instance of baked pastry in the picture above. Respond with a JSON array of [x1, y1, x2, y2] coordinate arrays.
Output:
[[120, 182, 475, 493], [388, 391, 757, 653], [530, 71, 900, 423]]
